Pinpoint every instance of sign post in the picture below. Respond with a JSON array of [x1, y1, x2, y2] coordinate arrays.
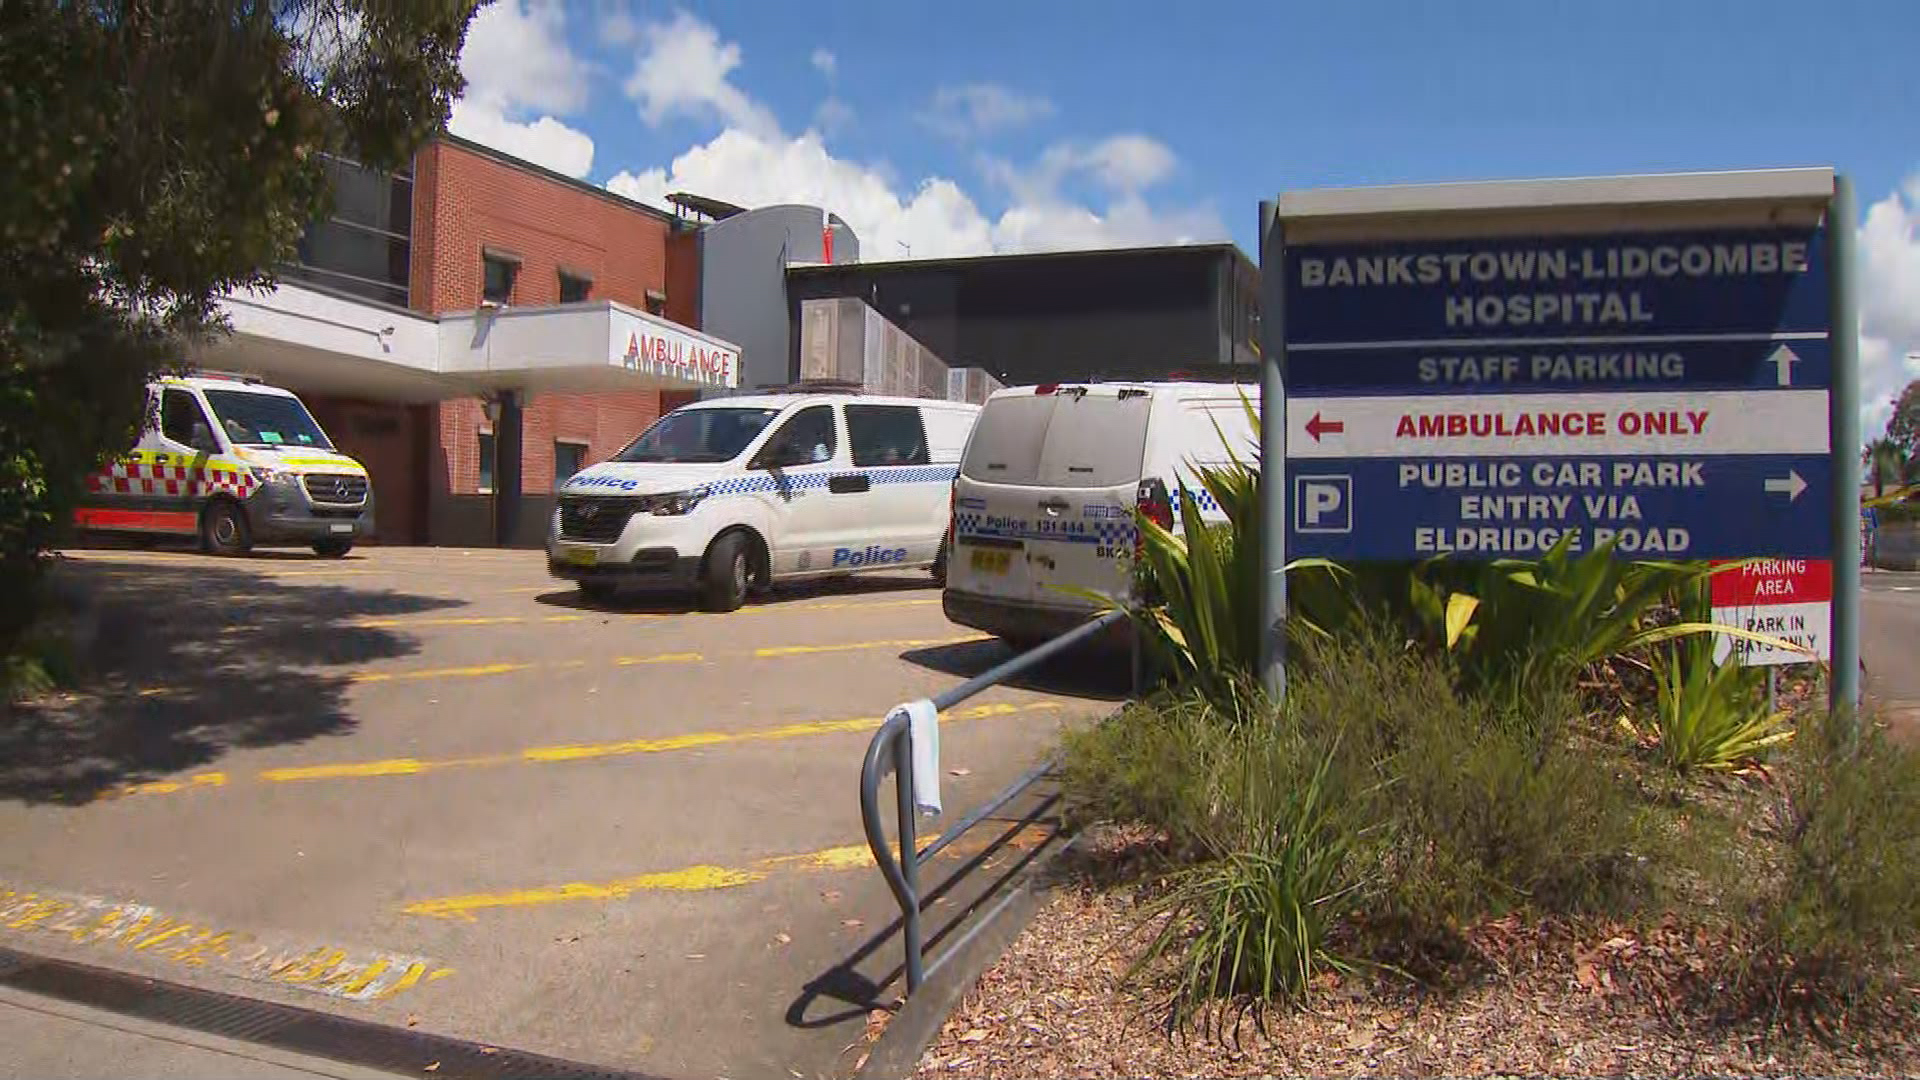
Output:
[[1259, 169, 1859, 718]]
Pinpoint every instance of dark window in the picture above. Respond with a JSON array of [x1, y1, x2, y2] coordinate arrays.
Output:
[[555, 440, 587, 485], [482, 255, 518, 304], [644, 291, 667, 316], [612, 407, 781, 464], [478, 432, 495, 493], [161, 389, 218, 452], [767, 405, 836, 466], [846, 405, 929, 467], [558, 272, 592, 304], [282, 152, 413, 307]]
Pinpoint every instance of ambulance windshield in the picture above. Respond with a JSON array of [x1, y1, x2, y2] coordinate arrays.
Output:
[[203, 389, 334, 451], [612, 407, 780, 464]]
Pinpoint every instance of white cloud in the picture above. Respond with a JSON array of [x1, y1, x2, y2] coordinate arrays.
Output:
[[623, 11, 780, 138], [458, 0, 584, 115], [447, 100, 595, 178], [605, 128, 1225, 260], [922, 83, 1055, 140], [1858, 177, 1920, 438], [446, 0, 595, 177], [812, 98, 855, 135], [1003, 134, 1178, 198], [810, 48, 837, 78]]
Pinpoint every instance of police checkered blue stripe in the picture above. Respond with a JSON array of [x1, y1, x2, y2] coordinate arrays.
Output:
[[1177, 486, 1221, 513], [703, 464, 957, 498], [1093, 520, 1135, 547]]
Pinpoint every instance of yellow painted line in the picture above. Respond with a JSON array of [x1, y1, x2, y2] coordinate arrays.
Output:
[[613, 651, 704, 666], [755, 635, 987, 658], [113, 701, 1059, 799], [0, 884, 448, 1002], [350, 662, 536, 684], [402, 825, 1054, 921]]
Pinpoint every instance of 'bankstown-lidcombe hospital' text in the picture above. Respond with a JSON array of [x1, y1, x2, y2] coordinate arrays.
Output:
[[1296, 240, 1811, 329]]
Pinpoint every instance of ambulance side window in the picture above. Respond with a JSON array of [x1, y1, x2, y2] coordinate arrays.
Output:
[[161, 390, 218, 454]]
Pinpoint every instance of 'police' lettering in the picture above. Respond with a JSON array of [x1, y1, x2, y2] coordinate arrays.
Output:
[[833, 545, 908, 567]]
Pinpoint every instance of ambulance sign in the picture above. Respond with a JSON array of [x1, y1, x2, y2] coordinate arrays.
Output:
[[1710, 559, 1832, 667], [1280, 223, 1834, 561]]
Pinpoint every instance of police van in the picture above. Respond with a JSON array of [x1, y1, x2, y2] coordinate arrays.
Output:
[[75, 374, 373, 556], [548, 391, 980, 610], [944, 381, 1257, 647]]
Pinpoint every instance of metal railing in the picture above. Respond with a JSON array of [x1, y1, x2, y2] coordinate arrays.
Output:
[[859, 609, 1132, 993]]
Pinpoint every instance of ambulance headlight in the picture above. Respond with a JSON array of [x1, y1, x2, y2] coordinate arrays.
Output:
[[249, 466, 294, 486], [644, 486, 709, 516]]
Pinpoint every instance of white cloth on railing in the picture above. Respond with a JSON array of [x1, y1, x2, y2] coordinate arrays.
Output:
[[892, 698, 941, 817]]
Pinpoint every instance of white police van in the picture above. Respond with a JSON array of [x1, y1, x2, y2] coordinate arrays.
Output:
[[944, 381, 1257, 647], [548, 391, 979, 610]]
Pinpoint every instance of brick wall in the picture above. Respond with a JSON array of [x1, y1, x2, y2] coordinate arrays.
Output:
[[410, 138, 689, 544]]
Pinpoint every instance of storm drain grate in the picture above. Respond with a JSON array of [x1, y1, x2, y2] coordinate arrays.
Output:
[[0, 947, 666, 1080]]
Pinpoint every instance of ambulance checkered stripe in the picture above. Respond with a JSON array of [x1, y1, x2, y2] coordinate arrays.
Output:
[[85, 459, 257, 499]]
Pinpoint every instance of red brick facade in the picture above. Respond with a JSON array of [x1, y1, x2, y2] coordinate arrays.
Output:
[[403, 138, 699, 544]]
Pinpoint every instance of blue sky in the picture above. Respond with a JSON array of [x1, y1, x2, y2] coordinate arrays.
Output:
[[449, 0, 1919, 427]]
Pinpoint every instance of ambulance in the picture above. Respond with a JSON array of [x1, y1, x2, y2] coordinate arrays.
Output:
[[74, 373, 373, 556]]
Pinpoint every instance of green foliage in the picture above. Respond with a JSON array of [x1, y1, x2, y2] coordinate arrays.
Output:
[[1641, 636, 1793, 773], [1133, 739, 1361, 1024], [1065, 629, 1657, 1008], [1887, 378, 1920, 461], [0, 1, 478, 657], [1863, 436, 1912, 496], [1764, 711, 1920, 980]]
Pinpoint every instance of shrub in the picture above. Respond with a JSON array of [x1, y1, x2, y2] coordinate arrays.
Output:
[[1764, 710, 1920, 982], [1641, 635, 1793, 773]]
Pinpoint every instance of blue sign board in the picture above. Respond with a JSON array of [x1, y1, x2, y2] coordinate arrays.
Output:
[[1284, 226, 1834, 560]]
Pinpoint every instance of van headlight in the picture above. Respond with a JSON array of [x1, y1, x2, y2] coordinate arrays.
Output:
[[641, 486, 709, 516], [249, 465, 294, 485]]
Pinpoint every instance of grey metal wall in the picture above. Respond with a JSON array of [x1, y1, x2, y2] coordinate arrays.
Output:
[[698, 205, 858, 392]]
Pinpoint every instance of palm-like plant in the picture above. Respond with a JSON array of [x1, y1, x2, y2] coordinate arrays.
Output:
[[1864, 437, 1911, 499]]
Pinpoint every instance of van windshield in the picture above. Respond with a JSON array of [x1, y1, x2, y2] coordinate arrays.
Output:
[[961, 390, 1150, 488], [203, 389, 333, 450], [612, 407, 781, 464]]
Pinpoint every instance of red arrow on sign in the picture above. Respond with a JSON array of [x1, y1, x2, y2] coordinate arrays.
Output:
[[1305, 413, 1344, 442]]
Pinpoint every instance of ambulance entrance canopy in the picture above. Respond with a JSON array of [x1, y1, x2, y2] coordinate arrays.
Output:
[[199, 281, 742, 543]]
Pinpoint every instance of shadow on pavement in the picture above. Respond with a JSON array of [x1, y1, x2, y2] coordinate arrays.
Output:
[[535, 571, 936, 616], [0, 556, 462, 805], [898, 637, 1134, 702], [783, 798, 1064, 1034]]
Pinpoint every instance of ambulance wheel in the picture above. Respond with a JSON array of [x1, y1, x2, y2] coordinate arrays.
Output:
[[702, 532, 751, 613], [200, 501, 251, 556], [311, 538, 353, 558]]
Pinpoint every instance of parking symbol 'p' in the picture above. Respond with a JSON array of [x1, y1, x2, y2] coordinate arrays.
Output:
[[1295, 475, 1352, 534]]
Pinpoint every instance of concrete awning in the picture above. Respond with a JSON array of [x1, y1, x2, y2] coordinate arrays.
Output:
[[202, 282, 738, 403]]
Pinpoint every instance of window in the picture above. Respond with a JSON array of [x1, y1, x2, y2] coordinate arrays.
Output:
[[482, 254, 518, 304], [282, 152, 413, 306], [161, 389, 218, 452], [478, 432, 495, 493], [555, 440, 587, 485], [613, 408, 780, 464], [202, 389, 332, 449], [558, 271, 592, 304], [644, 290, 667, 316], [766, 405, 836, 466], [846, 405, 929, 467]]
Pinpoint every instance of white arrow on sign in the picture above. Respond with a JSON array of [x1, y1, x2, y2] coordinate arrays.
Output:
[[1768, 343, 1800, 387], [1764, 469, 1807, 501]]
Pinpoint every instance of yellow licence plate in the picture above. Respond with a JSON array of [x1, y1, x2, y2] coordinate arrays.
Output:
[[563, 547, 598, 567], [969, 548, 1012, 575]]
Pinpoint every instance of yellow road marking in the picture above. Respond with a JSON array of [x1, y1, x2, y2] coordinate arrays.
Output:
[[755, 635, 985, 658], [350, 662, 536, 684], [613, 651, 704, 666], [403, 825, 1054, 920], [0, 884, 448, 1002], [112, 701, 1059, 799]]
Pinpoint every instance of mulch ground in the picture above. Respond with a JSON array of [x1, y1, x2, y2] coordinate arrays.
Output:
[[912, 840, 1919, 1077]]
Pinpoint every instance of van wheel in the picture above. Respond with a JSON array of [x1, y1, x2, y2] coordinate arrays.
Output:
[[311, 538, 353, 558], [201, 501, 251, 556], [703, 532, 751, 612]]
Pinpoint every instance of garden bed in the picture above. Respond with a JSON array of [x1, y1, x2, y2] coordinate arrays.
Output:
[[916, 829, 1920, 1078]]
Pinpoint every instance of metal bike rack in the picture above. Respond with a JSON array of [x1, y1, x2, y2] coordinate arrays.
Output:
[[858, 609, 1132, 993]]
